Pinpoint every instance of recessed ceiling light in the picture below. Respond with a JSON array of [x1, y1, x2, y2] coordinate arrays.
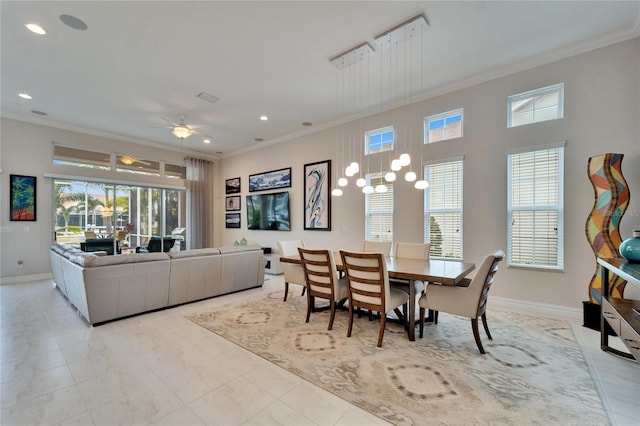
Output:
[[203, 139, 211, 144], [19, 93, 33, 100], [60, 14, 88, 31], [25, 23, 46, 35], [31, 110, 47, 116], [302, 122, 312, 127], [254, 138, 264, 142], [259, 115, 268, 121]]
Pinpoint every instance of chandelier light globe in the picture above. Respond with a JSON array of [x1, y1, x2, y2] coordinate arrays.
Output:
[[414, 180, 430, 190], [356, 177, 367, 187], [375, 184, 388, 193], [350, 162, 360, 173], [331, 188, 344, 197], [338, 177, 348, 187], [385, 171, 396, 182], [399, 153, 411, 166], [345, 165, 355, 177], [391, 159, 402, 171], [405, 171, 417, 182], [362, 185, 375, 194]]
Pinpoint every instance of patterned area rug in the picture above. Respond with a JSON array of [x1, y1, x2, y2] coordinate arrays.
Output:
[[186, 291, 608, 425]]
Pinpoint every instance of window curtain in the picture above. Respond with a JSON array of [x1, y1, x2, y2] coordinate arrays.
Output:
[[186, 158, 214, 249]]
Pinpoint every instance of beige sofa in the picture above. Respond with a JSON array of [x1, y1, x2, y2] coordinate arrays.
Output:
[[50, 243, 266, 325]]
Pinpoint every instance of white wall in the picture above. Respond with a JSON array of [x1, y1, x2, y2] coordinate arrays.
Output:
[[1, 39, 638, 310], [0, 119, 210, 279], [218, 38, 640, 310]]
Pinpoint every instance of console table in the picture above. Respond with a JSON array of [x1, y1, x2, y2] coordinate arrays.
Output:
[[598, 258, 640, 361]]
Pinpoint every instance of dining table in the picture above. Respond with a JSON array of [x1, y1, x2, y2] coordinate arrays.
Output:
[[280, 253, 476, 341]]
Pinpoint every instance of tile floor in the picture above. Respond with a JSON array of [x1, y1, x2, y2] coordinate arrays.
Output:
[[1, 275, 638, 426]]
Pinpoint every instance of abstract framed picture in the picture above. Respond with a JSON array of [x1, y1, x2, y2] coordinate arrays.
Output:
[[249, 167, 291, 192], [10, 174, 37, 221], [225, 213, 241, 228], [225, 177, 241, 194], [304, 160, 331, 231], [225, 195, 241, 211]]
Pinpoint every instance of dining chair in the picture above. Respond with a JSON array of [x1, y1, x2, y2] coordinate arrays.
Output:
[[418, 250, 505, 354], [362, 240, 392, 256], [298, 248, 348, 330], [277, 240, 306, 301], [84, 230, 97, 240], [339, 250, 410, 347], [390, 241, 431, 303]]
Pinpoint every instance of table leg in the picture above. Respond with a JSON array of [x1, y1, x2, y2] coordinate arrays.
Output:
[[408, 279, 415, 341]]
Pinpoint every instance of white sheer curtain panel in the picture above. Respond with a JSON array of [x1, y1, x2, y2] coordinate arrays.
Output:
[[186, 157, 214, 249]]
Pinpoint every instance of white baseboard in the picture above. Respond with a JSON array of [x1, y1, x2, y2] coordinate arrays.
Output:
[[0, 273, 53, 285], [490, 295, 582, 320]]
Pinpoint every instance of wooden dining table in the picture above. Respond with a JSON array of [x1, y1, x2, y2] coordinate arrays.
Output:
[[280, 253, 475, 341]]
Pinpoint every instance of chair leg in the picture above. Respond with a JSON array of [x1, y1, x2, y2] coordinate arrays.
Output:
[[301, 286, 306, 296], [377, 315, 386, 347], [471, 318, 486, 354], [305, 294, 313, 323], [328, 300, 336, 330], [481, 313, 492, 340], [347, 306, 354, 338], [283, 282, 289, 301], [419, 307, 425, 338], [434, 310, 439, 324]]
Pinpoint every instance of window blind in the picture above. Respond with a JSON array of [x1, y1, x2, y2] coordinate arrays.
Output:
[[365, 173, 394, 242]]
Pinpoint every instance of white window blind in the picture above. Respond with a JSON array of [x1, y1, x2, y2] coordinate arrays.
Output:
[[365, 173, 393, 242], [424, 160, 463, 259], [507, 146, 564, 269]]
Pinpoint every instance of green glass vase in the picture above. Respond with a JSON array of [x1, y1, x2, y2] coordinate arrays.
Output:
[[619, 230, 640, 263]]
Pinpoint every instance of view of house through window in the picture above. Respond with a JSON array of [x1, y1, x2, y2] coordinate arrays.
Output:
[[365, 126, 395, 155], [424, 108, 463, 143], [54, 179, 186, 252], [507, 83, 564, 128]]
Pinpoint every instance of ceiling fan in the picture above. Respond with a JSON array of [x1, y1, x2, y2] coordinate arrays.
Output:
[[119, 155, 150, 166], [160, 114, 210, 140]]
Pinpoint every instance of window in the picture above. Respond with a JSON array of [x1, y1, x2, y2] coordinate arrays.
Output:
[[424, 159, 463, 259], [425, 108, 463, 143], [365, 126, 394, 155], [116, 155, 160, 176], [507, 83, 564, 128], [365, 173, 393, 242], [507, 144, 564, 270], [53, 145, 110, 170]]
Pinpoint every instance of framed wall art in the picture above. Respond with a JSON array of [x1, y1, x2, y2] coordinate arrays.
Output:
[[225, 195, 241, 211], [10, 174, 37, 221], [225, 213, 241, 228], [303, 160, 331, 231], [249, 167, 291, 192], [225, 177, 241, 194]]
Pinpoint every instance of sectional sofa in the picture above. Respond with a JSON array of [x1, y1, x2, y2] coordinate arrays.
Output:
[[50, 243, 267, 325]]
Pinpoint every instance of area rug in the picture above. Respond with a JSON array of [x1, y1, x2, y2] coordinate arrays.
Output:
[[186, 291, 609, 426]]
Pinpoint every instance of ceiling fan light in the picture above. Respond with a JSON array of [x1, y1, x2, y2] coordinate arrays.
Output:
[[399, 153, 411, 166], [172, 126, 192, 139]]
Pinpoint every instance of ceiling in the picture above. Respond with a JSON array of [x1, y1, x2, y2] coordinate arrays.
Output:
[[2, 1, 639, 159]]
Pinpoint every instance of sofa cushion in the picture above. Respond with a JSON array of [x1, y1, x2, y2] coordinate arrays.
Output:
[[168, 247, 221, 259], [87, 252, 169, 267], [219, 244, 262, 254]]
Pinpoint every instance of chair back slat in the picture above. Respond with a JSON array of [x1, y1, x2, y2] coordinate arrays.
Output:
[[340, 250, 389, 312], [298, 248, 340, 299], [393, 242, 430, 260], [362, 240, 392, 256]]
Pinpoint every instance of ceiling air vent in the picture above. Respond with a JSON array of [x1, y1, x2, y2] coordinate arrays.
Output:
[[196, 92, 220, 104]]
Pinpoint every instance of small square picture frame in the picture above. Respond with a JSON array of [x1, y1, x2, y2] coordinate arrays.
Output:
[[225, 177, 241, 194], [225, 195, 241, 211]]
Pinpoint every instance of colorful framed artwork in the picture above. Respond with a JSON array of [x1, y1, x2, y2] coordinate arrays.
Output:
[[10, 174, 37, 221], [304, 160, 331, 231], [249, 167, 291, 192], [225, 177, 241, 194], [226, 195, 241, 211], [225, 213, 241, 228]]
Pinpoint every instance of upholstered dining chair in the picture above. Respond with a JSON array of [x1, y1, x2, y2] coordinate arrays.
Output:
[[418, 250, 505, 354], [298, 248, 348, 330], [362, 240, 392, 256], [339, 250, 410, 347], [390, 241, 430, 297], [277, 240, 306, 301]]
